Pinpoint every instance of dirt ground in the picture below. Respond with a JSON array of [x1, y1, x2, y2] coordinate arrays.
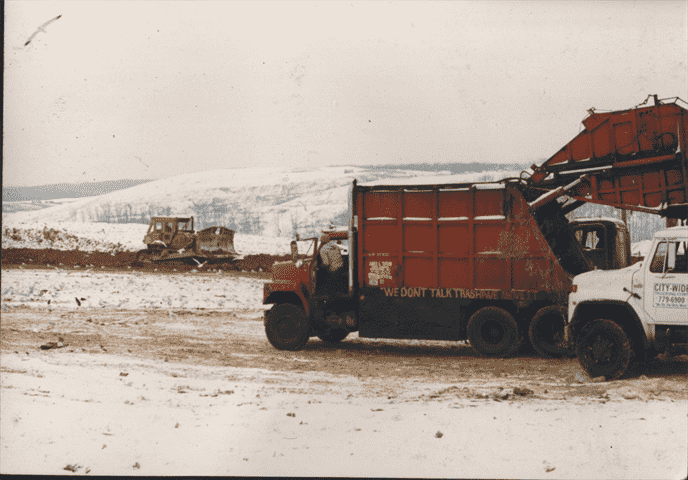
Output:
[[1, 262, 687, 477], [1, 247, 289, 273]]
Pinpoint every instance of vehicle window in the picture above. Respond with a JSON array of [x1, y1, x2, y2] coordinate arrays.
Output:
[[575, 228, 604, 250], [649, 242, 667, 273], [675, 241, 687, 274], [574, 229, 583, 243], [155, 222, 163, 231], [165, 222, 174, 233], [585, 229, 603, 250], [294, 239, 316, 259]]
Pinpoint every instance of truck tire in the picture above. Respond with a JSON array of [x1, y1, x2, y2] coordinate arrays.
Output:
[[317, 329, 349, 343], [575, 319, 632, 381], [528, 305, 569, 358], [264, 304, 310, 351], [467, 307, 521, 357]]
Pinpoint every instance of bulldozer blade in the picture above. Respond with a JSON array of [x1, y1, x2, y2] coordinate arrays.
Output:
[[197, 226, 238, 257]]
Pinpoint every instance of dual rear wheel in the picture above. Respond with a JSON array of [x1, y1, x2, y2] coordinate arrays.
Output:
[[467, 305, 571, 358], [466, 307, 521, 357]]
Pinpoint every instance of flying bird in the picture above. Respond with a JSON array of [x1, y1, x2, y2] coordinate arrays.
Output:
[[25, 14, 62, 46], [135, 156, 150, 169]]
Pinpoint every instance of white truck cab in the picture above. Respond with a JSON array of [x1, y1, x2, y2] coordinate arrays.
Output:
[[568, 226, 688, 380]]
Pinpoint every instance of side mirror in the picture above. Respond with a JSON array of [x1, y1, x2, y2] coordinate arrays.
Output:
[[667, 244, 676, 272], [290, 241, 298, 263]]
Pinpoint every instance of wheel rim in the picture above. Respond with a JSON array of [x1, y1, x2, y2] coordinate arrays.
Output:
[[274, 312, 299, 341], [588, 333, 615, 366], [481, 320, 505, 345]]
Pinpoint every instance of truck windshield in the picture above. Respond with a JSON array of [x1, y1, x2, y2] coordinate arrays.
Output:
[[294, 238, 316, 259]]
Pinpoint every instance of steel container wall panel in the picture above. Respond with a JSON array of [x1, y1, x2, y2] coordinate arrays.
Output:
[[356, 183, 571, 301], [475, 258, 510, 290], [541, 102, 687, 166], [620, 189, 641, 205], [438, 224, 469, 255], [363, 223, 397, 253], [512, 258, 551, 290], [592, 125, 613, 158], [438, 259, 470, 288], [404, 257, 434, 287], [438, 190, 470, 218], [614, 115, 636, 156], [475, 224, 506, 254], [668, 189, 686, 204], [404, 223, 434, 253], [403, 191, 434, 218], [637, 111, 657, 152], [511, 225, 544, 256], [569, 135, 589, 162], [619, 174, 640, 189], [364, 191, 399, 219], [474, 190, 504, 217], [667, 169, 686, 188]]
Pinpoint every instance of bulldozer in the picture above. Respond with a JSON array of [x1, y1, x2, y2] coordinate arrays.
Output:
[[134, 216, 239, 266]]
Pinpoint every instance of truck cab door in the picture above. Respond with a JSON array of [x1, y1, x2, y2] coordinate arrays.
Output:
[[643, 240, 688, 324]]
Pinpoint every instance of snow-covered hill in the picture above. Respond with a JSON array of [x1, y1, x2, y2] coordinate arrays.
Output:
[[4, 166, 522, 239]]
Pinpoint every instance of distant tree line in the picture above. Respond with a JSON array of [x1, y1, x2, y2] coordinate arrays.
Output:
[[3, 179, 152, 202], [365, 162, 529, 175]]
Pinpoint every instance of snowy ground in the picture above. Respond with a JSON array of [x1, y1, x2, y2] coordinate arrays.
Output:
[[3, 350, 685, 478], [1, 299, 686, 478], [1, 268, 268, 313]]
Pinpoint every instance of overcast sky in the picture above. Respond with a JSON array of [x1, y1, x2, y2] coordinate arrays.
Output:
[[4, 1, 687, 187]]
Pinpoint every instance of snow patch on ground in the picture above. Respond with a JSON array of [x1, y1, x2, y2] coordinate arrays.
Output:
[[1, 269, 268, 312]]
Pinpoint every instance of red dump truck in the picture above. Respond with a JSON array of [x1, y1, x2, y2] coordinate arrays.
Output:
[[263, 95, 688, 357]]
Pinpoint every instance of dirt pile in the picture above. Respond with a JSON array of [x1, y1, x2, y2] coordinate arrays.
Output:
[[1, 248, 291, 273]]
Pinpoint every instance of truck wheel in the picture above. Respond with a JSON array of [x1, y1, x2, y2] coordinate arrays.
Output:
[[317, 329, 349, 343], [529, 305, 569, 358], [264, 304, 310, 351], [467, 307, 521, 357], [575, 319, 632, 381]]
